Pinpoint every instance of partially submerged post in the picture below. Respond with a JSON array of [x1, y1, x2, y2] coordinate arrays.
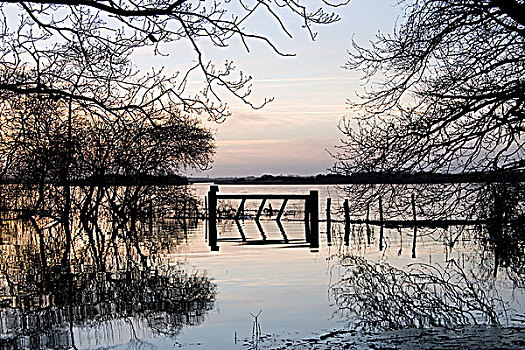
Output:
[[344, 198, 350, 246], [411, 193, 417, 258], [366, 202, 371, 245], [326, 197, 332, 245], [208, 185, 219, 251], [148, 199, 153, 233], [379, 196, 384, 251], [309, 190, 319, 248], [304, 198, 311, 241]]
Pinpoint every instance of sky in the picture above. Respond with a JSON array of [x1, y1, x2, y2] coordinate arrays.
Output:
[[149, 0, 402, 178]]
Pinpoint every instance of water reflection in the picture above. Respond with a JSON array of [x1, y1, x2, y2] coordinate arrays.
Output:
[[234, 218, 247, 242], [0, 184, 216, 349], [337, 182, 525, 276], [330, 182, 525, 335], [1, 182, 522, 347], [330, 255, 504, 331], [478, 183, 525, 285]]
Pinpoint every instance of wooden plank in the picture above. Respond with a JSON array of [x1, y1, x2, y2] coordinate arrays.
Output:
[[216, 194, 309, 200], [255, 198, 267, 220], [276, 198, 288, 221], [235, 198, 246, 219]]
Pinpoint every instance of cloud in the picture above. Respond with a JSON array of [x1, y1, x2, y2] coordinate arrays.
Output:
[[185, 75, 360, 87], [219, 139, 287, 147]]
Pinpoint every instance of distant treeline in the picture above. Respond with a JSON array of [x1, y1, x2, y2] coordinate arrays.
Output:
[[194, 171, 525, 185], [6, 171, 525, 186], [0, 173, 188, 186]]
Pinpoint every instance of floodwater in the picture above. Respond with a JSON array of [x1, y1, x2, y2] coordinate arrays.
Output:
[[0, 183, 524, 349]]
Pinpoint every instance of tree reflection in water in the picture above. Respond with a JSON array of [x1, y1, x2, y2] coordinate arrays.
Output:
[[336, 182, 525, 279], [330, 256, 504, 331], [478, 183, 525, 285], [0, 185, 216, 349], [331, 183, 525, 333]]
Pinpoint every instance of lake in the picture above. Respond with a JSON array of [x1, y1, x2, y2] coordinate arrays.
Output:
[[0, 183, 524, 349]]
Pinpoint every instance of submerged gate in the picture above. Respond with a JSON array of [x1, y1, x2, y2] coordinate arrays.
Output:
[[207, 185, 319, 251]]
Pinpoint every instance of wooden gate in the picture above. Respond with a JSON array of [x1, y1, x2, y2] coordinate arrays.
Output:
[[207, 185, 319, 251]]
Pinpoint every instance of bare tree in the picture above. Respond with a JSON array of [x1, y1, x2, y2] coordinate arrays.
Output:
[[333, 0, 525, 175], [330, 255, 505, 330], [76, 109, 215, 181], [0, 0, 349, 123]]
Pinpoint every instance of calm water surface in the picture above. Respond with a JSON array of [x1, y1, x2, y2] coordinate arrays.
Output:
[[173, 185, 344, 348], [177, 184, 524, 348], [0, 183, 523, 349]]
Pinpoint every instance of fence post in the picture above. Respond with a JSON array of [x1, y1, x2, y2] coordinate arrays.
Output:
[[379, 196, 384, 251], [208, 185, 219, 251], [344, 198, 350, 246], [304, 197, 310, 242], [411, 193, 417, 258], [366, 202, 371, 245], [204, 195, 208, 220], [309, 190, 319, 248], [326, 198, 332, 245]]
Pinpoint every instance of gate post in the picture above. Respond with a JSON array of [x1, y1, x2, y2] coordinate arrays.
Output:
[[344, 199, 350, 246], [304, 197, 310, 241], [326, 197, 332, 245], [208, 185, 219, 251], [309, 190, 319, 248]]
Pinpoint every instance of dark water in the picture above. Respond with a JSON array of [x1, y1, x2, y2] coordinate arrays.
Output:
[[0, 183, 524, 349]]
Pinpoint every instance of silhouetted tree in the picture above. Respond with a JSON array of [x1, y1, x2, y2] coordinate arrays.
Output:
[[333, 0, 525, 174], [0, 96, 77, 183], [76, 109, 215, 182], [0, 95, 214, 259], [0, 0, 348, 123], [1, 94, 214, 182]]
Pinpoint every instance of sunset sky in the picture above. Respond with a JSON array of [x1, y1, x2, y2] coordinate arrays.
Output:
[[181, 0, 401, 177]]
